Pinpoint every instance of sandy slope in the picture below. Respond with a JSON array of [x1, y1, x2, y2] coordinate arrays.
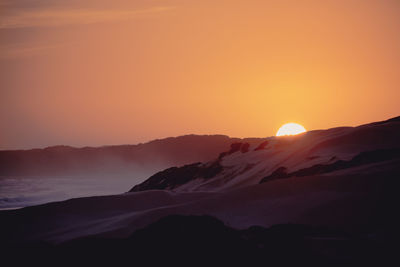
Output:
[[172, 118, 400, 192], [0, 117, 399, 245]]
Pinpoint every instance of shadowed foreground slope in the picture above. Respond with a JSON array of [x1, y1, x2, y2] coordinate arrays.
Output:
[[3, 215, 395, 266]]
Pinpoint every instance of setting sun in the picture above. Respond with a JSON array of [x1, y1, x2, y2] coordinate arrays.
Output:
[[276, 123, 307, 136]]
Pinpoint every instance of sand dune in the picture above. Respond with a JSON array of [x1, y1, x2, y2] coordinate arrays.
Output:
[[0, 116, 399, 247]]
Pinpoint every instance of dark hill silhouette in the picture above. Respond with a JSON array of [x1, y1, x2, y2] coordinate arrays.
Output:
[[0, 135, 267, 176]]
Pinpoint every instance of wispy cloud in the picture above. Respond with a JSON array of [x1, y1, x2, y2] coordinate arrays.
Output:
[[0, 6, 174, 29]]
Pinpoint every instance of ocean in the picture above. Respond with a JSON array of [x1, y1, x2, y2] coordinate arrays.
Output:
[[0, 175, 139, 210]]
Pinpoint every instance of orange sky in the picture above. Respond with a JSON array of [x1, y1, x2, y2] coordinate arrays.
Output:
[[1, 0, 400, 149]]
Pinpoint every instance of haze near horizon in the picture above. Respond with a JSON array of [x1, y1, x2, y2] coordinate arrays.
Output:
[[1, 0, 400, 149]]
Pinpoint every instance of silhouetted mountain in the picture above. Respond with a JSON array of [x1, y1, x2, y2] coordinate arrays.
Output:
[[0, 135, 265, 176]]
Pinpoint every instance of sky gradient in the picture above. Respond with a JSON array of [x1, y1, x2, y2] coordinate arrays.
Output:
[[1, 0, 400, 149]]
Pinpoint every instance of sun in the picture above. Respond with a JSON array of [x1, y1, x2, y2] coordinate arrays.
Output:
[[276, 123, 307, 136]]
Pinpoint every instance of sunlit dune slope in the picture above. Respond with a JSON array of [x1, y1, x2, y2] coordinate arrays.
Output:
[[0, 116, 399, 245]]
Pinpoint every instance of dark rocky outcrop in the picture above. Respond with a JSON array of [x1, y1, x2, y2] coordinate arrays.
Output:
[[254, 140, 269, 151], [240, 143, 250, 153], [260, 148, 400, 183], [218, 142, 251, 159], [129, 161, 223, 192], [262, 166, 290, 181]]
